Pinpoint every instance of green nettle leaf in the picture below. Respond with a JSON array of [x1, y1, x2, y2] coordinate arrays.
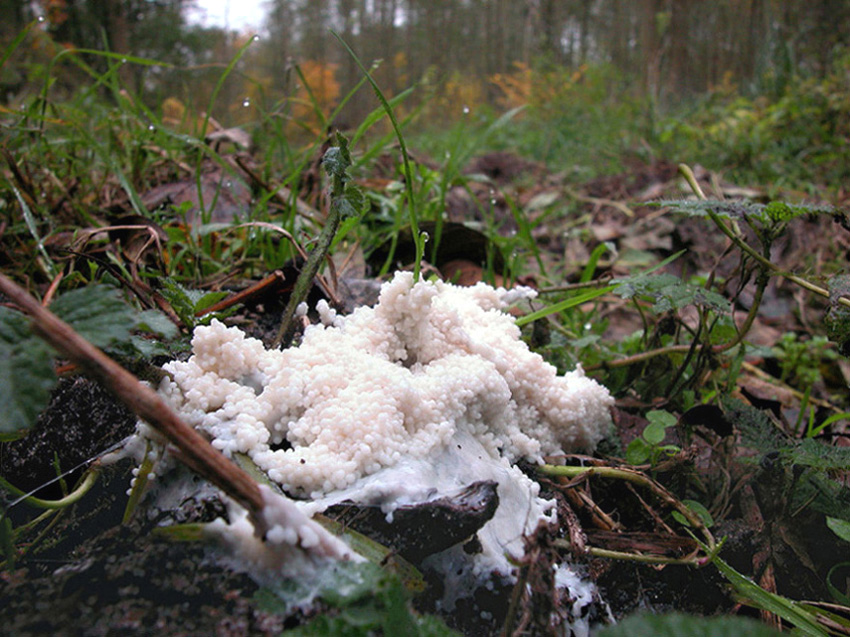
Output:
[[613, 272, 731, 315], [655, 198, 832, 224], [50, 284, 135, 349], [0, 307, 56, 434], [335, 198, 357, 219], [259, 561, 458, 636], [0, 283, 177, 434], [135, 309, 179, 340], [342, 182, 367, 216], [730, 398, 850, 520], [825, 274, 850, 355], [323, 132, 353, 182], [159, 279, 232, 328], [322, 146, 346, 179]]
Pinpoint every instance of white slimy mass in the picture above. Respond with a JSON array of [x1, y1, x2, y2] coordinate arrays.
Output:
[[155, 272, 613, 613], [159, 271, 613, 498]]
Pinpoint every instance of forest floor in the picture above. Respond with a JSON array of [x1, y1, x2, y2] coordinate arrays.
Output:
[[2, 124, 850, 636]]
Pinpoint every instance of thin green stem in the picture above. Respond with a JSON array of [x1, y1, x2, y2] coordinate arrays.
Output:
[[678, 164, 849, 308], [0, 467, 99, 511], [273, 191, 343, 350], [331, 31, 421, 280]]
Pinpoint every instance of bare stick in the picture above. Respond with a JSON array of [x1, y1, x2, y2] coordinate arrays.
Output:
[[0, 274, 265, 524]]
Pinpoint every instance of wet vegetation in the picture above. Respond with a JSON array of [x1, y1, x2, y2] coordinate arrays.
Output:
[[2, 1, 850, 635]]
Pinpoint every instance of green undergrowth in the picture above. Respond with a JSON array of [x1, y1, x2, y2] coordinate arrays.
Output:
[[410, 54, 850, 193], [254, 562, 458, 637]]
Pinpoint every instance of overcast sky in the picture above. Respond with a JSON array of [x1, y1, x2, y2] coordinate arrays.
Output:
[[188, 0, 269, 33]]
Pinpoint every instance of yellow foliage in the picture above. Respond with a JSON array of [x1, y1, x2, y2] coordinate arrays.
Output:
[[161, 96, 186, 128], [489, 61, 534, 110], [490, 62, 588, 115], [161, 96, 212, 135], [289, 59, 341, 136], [425, 70, 485, 120], [393, 51, 409, 88], [42, 0, 70, 28]]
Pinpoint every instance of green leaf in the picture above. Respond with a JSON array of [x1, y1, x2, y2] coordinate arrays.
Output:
[[825, 274, 850, 354], [323, 146, 347, 181], [514, 285, 615, 327], [596, 611, 784, 636], [827, 517, 850, 544], [614, 272, 731, 315], [672, 500, 714, 528], [642, 422, 668, 445], [50, 284, 135, 349], [826, 562, 850, 606], [710, 554, 828, 636], [626, 438, 651, 464], [0, 307, 56, 434], [135, 309, 179, 340], [657, 198, 832, 224], [159, 279, 233, 329], [647, 409, 678, 429]]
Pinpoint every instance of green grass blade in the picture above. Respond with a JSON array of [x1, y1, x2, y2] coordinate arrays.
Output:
[[10, 183, 56, 277], [201, 35, 257, 139], [710, 554, 827, 636], [581, 242, 611, 283], [351, 87, 415, 147], [0, 19, 37, 71], [331, 30, 421, 280], [293, 62, 329, 133], [515, 285, 615, 327]]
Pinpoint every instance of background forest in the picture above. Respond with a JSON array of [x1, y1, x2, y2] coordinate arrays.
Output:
[[4, 0, 850, 187]]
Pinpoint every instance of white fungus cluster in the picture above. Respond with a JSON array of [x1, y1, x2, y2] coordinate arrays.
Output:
[[158, 271, 613, 498], [208, 485, 361, 576]]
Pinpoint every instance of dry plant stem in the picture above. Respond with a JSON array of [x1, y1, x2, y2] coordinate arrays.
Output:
[[0, 274, 265, 523], [195, 270, 287, 317], [538, 464, 716, 551], [553, 540, 703, 565], [564, 186, 635, 217], [677, 163, 850, 309], [739, 361, 842, 413]]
